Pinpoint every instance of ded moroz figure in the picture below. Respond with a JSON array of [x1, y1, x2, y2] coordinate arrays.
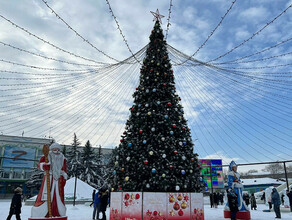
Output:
[[29, 143, 68, 220]]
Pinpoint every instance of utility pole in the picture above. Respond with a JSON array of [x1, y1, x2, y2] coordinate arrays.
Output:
[[283, 162, 289, 190]]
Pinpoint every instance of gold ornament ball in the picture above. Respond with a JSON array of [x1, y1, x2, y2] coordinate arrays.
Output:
[[148, 112, 151, 116], [149, 151, 154, 155], [156, 72, 159, 76], [125, 176, 129, 181], [162, 173, 166, 178], [114, 161, 118, 166]]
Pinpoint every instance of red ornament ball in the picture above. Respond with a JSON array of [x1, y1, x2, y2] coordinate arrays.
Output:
[[169, 165, 173, 169], [136, 88, 138, 90], [124, 193, 130, 200], [167, 102, 171, 106], [120, 139, 123, 143], [182, 127, 185, 130], [135, 193, 140, 200], [178, 209, 184, 216], [172, 124, 176, 128], [174, 150, 178, 155], [131, 107, 135, 111], [139, 130, 143, 134], [144, 160, 148, 165], [173, 202, 180, 211], [171, 70, 174, 73], [163, 83, 167, 87], [150, 69, 153, 72]]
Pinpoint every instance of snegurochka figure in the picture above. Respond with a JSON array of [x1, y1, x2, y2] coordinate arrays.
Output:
[[225, 161, 249, 218]]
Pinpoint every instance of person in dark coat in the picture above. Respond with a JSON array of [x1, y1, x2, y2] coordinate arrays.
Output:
[[227, 189, 238, 220], [243, 193, 250, 207], [90, 189, 96, 207], [219, 192, 224, 205], [6, 187, 22, 220], [287, 189, 292, 212], [271, 188, 281, 219], [100, 188, 109, 220], [261, 191, 266, 203], [213, 192, 219, 208], [209, 193, 214, 208], [250, 193, 257, 210]]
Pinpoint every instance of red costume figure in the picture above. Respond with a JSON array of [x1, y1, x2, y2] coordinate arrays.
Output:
[[30, 143, 67, 218]]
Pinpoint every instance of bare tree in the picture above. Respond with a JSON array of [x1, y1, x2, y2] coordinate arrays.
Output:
[[262, 163, 284, 175]]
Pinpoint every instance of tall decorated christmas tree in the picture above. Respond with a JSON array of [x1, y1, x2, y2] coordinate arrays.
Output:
[[108, 15, 204, 193]]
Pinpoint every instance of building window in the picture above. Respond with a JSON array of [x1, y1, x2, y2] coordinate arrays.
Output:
[[13, 169, 23, 179], [3, 168, 11, 179]]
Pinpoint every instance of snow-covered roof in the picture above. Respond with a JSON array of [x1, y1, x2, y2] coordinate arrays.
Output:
[[241, 177, 285, 186]]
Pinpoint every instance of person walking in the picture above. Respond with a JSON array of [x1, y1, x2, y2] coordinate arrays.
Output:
[[250, 193, 257, 210], [92, 189, 101, 220], [227, 189, 239, 220], [287, 189, 292, 212], [271, 188, 281, 219], [100, 187, 109, 220], [6, 187, 22, 220]]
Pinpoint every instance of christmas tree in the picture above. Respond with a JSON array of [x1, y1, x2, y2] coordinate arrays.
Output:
[[67, 133, 82, 178], [108, 18, 203, 192]]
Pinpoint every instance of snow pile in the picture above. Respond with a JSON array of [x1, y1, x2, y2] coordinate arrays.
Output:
[[64, 178, 97, 201]]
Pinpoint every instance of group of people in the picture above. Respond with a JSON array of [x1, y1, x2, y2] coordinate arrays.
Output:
[[209, 192, 224, 208], [91, 187, 110, 220]]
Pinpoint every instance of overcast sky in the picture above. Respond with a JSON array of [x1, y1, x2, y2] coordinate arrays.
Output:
[[0, 0, 292, 169]]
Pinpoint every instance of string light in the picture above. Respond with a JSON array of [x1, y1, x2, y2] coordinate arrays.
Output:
[[105, 0, 141, 65], [165, 0, 173, 40], [41, 0, 119, 63]]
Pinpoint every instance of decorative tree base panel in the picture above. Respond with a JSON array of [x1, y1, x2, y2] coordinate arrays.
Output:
[[28, 217, 67, 220], [224, 210, 250, 220], [110, 192, 204, 220]]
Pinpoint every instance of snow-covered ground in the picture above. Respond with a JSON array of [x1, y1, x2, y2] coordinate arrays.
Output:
[[1, 200, 292, 220]]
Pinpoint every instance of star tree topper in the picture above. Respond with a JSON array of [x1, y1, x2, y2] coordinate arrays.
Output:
[[150, 9, 165, 23]]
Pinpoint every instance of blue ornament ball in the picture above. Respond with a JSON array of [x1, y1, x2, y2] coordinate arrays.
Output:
[[143, 140, 147, 144], [152, 168, 156, 173], [113, 170, 117, 175], [138, 104, 141, 108], [181, 170, 186, 175], [164, 115, 169, 119], [157, 101, 161, 105], [153, 88, 157, 92], [128, 143, 132, 147], [170, 131, 174, 135], [183, 142, 187, 145]]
